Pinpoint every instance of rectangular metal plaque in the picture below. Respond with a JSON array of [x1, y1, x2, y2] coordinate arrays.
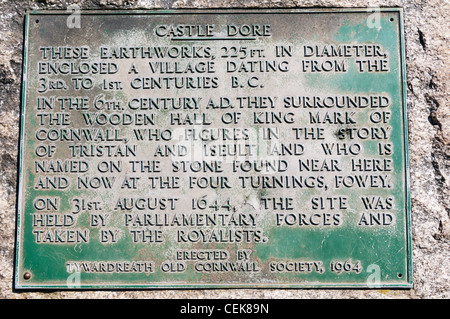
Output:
[[15, 9, 412, 289]]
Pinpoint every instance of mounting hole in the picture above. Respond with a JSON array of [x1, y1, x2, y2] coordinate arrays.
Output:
[[397, 273, 403, 278], [23, 272, 32, 280], [36, 19, 39, 24], [389, 18, 394, 22]]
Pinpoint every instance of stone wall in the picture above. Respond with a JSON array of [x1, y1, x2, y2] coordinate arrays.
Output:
[[0, 0, 448, 299]]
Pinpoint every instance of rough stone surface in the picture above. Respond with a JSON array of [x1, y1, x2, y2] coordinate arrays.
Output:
[[0, 0, 448, 299]]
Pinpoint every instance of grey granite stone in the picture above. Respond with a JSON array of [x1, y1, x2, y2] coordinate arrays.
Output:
[[0, 0, 448, 299]]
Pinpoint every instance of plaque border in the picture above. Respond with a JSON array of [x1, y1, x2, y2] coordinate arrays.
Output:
[[14, 8, 412, 290]]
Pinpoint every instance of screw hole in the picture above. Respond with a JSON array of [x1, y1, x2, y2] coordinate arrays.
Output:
[[390, 18, 394, 22], [36, 19, 39, 23], [397, 273, 403, 278]]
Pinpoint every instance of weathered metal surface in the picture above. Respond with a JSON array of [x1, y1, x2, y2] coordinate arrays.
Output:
[[15, 9, 411, 289]]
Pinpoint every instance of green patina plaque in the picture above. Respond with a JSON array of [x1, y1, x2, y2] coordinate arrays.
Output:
[[15, 8, 411, 289]]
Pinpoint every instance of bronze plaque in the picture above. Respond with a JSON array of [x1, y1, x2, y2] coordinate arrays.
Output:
[[15, 9, 411, 289]]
